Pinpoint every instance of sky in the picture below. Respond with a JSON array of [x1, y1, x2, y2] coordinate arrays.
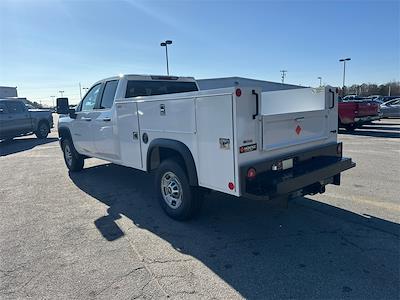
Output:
[[0, 0, 399, 105]]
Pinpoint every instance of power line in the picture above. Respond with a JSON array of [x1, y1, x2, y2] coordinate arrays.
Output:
[[280, 70, 287, 83]]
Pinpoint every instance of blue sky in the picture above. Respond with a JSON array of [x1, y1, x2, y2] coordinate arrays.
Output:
[[0, 0, 399, 105]]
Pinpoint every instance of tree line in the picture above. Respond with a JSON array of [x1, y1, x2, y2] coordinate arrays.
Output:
[[340, 81, 400, 97]]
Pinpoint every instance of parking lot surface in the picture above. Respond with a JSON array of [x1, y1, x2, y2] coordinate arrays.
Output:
[[1, 119, 399, 299]]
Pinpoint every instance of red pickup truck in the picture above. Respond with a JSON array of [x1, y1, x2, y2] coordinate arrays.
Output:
[[338, 97, 381, 131]]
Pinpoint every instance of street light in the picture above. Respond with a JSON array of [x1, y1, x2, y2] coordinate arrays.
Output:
[[59, 90, 64, 97], [160, 40, 172, 75], [317, 77, 322, 87], [339, 58, 351, 95]]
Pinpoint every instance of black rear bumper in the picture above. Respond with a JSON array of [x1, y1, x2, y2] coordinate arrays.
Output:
[[240, 143, 356, 201]]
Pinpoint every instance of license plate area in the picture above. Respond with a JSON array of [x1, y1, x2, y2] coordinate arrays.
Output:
[[282, 158, 294, 170], [272, 158, 294, 171]]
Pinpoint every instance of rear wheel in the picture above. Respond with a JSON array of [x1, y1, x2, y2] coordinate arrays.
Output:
[[62, 139, 84, 172], [344, 124, 356, 132], [35, 121, 50, 139], [155, 159, 203, 220]]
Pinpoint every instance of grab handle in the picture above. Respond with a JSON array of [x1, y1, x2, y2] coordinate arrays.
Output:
[[328, 88, 335, 109], [252, 90, 259, 119]]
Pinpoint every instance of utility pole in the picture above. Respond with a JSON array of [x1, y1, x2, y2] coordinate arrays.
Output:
[[317, 77, 322, 87], [50, 96, 55, 108], [59, 90, 64, 97], [339, 58, 351, 96], [280, 70, 287, 83], [79, 82, 82, 100], [160, 40, 172, 75]]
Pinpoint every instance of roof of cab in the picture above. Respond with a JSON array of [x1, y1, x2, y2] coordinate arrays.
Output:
[[94, 74, 196, 85]]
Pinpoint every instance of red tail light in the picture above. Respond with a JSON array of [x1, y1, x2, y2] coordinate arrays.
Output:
[[247, 168, 257, 179]]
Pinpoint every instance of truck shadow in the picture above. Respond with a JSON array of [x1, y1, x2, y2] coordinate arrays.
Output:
[[0, 137, 58, 156], [338, 128, 400, 138], [69, 163, 399, 299]]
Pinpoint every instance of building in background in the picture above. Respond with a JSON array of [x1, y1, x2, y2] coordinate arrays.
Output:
[[0, 86, 18, 98]]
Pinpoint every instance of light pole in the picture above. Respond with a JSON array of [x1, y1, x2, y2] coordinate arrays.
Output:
[[160, 40, 172, 75], [339, 58, 351, 95], [317, 77, 322, 87], [59, 90, 64, 97], [50, 96, 55, 107], [280, 70, 287, 83]]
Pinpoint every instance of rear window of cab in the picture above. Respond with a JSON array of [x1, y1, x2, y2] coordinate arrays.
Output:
[[125, 80, 198, 98]]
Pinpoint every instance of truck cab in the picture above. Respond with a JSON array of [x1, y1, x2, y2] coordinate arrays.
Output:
[[58, 74, 355, 220]]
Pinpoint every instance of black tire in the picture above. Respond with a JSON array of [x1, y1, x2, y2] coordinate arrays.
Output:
[[35, 121, 50, 139], [62, 139, 84, 172], [155, 159, 203, 221]]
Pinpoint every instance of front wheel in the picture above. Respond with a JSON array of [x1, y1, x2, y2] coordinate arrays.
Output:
[[155, 160, 203, 221], [62, 139, 84, 172]]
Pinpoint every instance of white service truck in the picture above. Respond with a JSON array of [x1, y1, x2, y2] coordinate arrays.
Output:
[[57, 74, 355, 220]]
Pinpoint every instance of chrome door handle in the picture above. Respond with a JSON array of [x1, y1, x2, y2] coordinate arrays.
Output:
[[82, 117, 91, 121], [102, 118, 111, 122]]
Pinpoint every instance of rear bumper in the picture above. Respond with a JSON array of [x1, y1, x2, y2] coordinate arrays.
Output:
[[240, 143, 356, 201]]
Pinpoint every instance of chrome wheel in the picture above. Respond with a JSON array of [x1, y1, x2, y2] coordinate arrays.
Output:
[[161, 171, 183, 209], [64, 144, 73, 167]]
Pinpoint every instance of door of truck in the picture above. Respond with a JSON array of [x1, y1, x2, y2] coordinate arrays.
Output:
[[4, 101, 32, 136], [92, 80, 120, 160], [71, 83, 102, 154], [260, 87, 335, 151]]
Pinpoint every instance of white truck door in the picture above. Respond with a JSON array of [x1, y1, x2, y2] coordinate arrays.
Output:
[[92, 80, 120, 160], [195, 94, 237, 194], [115, 101, 143, 169], [71, 83, 102, 154]]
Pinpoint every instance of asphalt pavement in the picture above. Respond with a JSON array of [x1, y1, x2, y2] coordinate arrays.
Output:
[[0, 119, 399, 299]]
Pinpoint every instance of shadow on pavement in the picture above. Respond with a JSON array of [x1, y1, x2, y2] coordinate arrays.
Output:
[[69, 163, 400, 299], [0, 137, 58, 156]]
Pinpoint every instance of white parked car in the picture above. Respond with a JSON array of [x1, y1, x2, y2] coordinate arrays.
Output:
[[57, 74, 355, 220], [380, 98, 400, 118]]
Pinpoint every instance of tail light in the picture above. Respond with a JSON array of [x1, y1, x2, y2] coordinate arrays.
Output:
[[247, 168, 257, 179]]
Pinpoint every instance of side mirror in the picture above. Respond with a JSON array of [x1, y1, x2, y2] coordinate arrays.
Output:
[[56, 97, 69, 114], [69, 108, 77, 119]]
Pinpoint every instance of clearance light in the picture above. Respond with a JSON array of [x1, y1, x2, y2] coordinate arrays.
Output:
[[228, 182, 235, 190], [235, 88, 242, 97], [247, 168, 257, 179]]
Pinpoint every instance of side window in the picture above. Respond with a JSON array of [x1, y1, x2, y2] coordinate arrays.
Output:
[[5, 101, 25, 113], [0, 102, 8, 114], [100, 80, 118, 109], [80, 84, 101, 111]]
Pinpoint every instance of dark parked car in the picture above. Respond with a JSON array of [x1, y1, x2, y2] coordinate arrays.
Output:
[[0, 99, 53, 141]]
